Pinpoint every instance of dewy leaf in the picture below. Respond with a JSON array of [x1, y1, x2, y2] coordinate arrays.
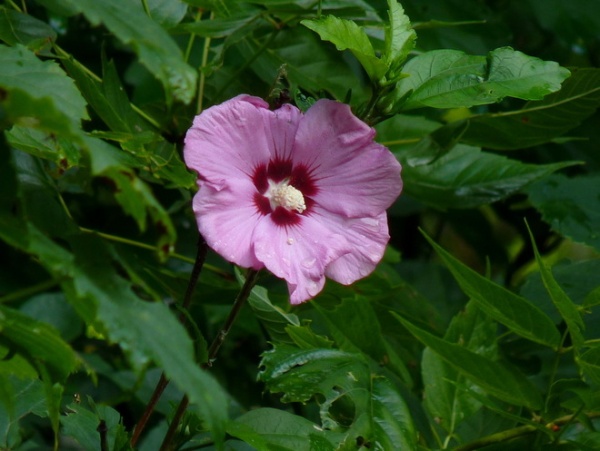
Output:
[[384, 0, 416, 72], [461, 68, 600, 149], [393, 313, 543, 409], [0, 306, 79, 382], [422, 232, 561, 349], [51, 0, 197, 104], [526, 222, 585, 351], [400, 144, 576, 210], [527, 174, 600, 252], [259, 344, 417, 448], [395, 47, 570, 110], [302, 15, 387, 81], [0, 44, 88, 135]]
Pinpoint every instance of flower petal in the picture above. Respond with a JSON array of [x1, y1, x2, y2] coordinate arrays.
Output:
[[184, 95, 273, 190], [320, 210, 390, 285], [193, 177, 264, 269], [293, 99, 403, 218], [251, 216, 350, 304]]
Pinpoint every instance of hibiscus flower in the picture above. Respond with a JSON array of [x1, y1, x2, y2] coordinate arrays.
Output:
[[184, 95, 402, 304]]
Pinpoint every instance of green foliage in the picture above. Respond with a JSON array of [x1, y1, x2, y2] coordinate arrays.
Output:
[[0, 0, 599, 450]]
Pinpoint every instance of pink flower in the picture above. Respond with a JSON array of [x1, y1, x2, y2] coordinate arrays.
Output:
[[184, 95, 402, 304]]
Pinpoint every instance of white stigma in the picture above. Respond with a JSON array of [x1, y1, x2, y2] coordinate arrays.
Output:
[[266, 180, 306, 213]]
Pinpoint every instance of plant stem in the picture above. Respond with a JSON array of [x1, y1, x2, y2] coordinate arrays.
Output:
[[197, 12, 215, 115], [130, 238, 208, 447], [159, 269, 261, 451]]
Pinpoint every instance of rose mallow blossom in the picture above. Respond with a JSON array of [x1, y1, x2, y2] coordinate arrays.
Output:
[[184, 95, 402, 304]]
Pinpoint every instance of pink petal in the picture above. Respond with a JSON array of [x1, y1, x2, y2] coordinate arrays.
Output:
[[193, 177, 264, 269], [251, 216, 351, 304], [319, 210, 390, 285], [184, 95, 273, 190], [293, 100, 402, 218], [265, 103, 303, 162]]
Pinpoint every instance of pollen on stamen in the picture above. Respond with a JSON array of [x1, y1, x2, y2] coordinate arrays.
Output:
[[267, 181, 306, 213]]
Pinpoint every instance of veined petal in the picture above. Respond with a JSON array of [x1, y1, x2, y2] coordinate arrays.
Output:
[[251, 216, 350, 304], [264, 103, 302, 161], [193, 178, 264, 269], [320, 210, 390, 285], [294, 100, 402, 217], [184, 95, 272, 189]]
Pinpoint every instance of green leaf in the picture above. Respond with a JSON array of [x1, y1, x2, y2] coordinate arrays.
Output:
[[61, 398, 130, 451], [384, 0, 416, 72], [314, 296, 412, 384], [422, 301, 496, 433], [579, 346, 600, 386], [393, 313, 543, 409], [401, 119, 469, 166], [247, 283, 300, 344], [0, 8, 56, 51], [259, 344, 417, 448], [301, 15, 387, 81], [0, 43, 88, 135], [526, 222, 585, 350], [422, 232, 561, 349], [401, 144, 576, 210], [0, 377, 46, 449], [146, 0, 188, 28], [461, 68, 600, 149], [6, 126, 81, 167], [228, 408, 340, 451], [527, 174, 600, 251], [395, 47, 570, 110], [0, 305, 78, 382], [54, 0, 197, 104]]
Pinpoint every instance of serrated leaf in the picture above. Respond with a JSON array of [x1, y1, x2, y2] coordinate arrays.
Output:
[[422, 232, 561, 349], [526, 223, 585, 350], [396, 47, 570, 110], [0, 43, 88, 135], [51, 0, 197, 104], [0, 306, 78, 382], [393, 313, 542, 409], [259, 344, 417, 447], [6, 126, 81, 168], [384, 0, 416, 71], [401, 144, 576, 210], [527, 174, 600, 251], [302, 15, 387, 81], [461, 68, 600, 149], [0, 8, 56, 51]]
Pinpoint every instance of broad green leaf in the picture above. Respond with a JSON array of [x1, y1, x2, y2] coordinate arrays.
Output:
[[228, 408, 340, 451], [422, 232, 561, 349], [401, 120, 468, 166], [247, 284, 300, 344], [20, 293, 83, 342], [176, 14, 261, 38], [146, 0, 188, 27], [579, 346, 600, 386], [61, 399, 129, 451], [6, 126, 81, 168], [260, 344, 417, 448], [0, 43, 88, 135], [461, 68, 600, 149], [314, 296, 412, 384], [384, 0, 416, 72], [0, 305, 78, 382], [301, 15, 387, 81], [393, 313, 542, 409], [526, 223, 585, 350], [0, 8, 56, 51], [50, 0, 197, 104], [395, 47, 570, 110], [527, 174, 600, 251], [0, 377, 46, 449], [401, 144, 576, 210]]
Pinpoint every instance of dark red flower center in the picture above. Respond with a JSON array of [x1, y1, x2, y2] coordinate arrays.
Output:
[[252, 158, 317, 226]]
